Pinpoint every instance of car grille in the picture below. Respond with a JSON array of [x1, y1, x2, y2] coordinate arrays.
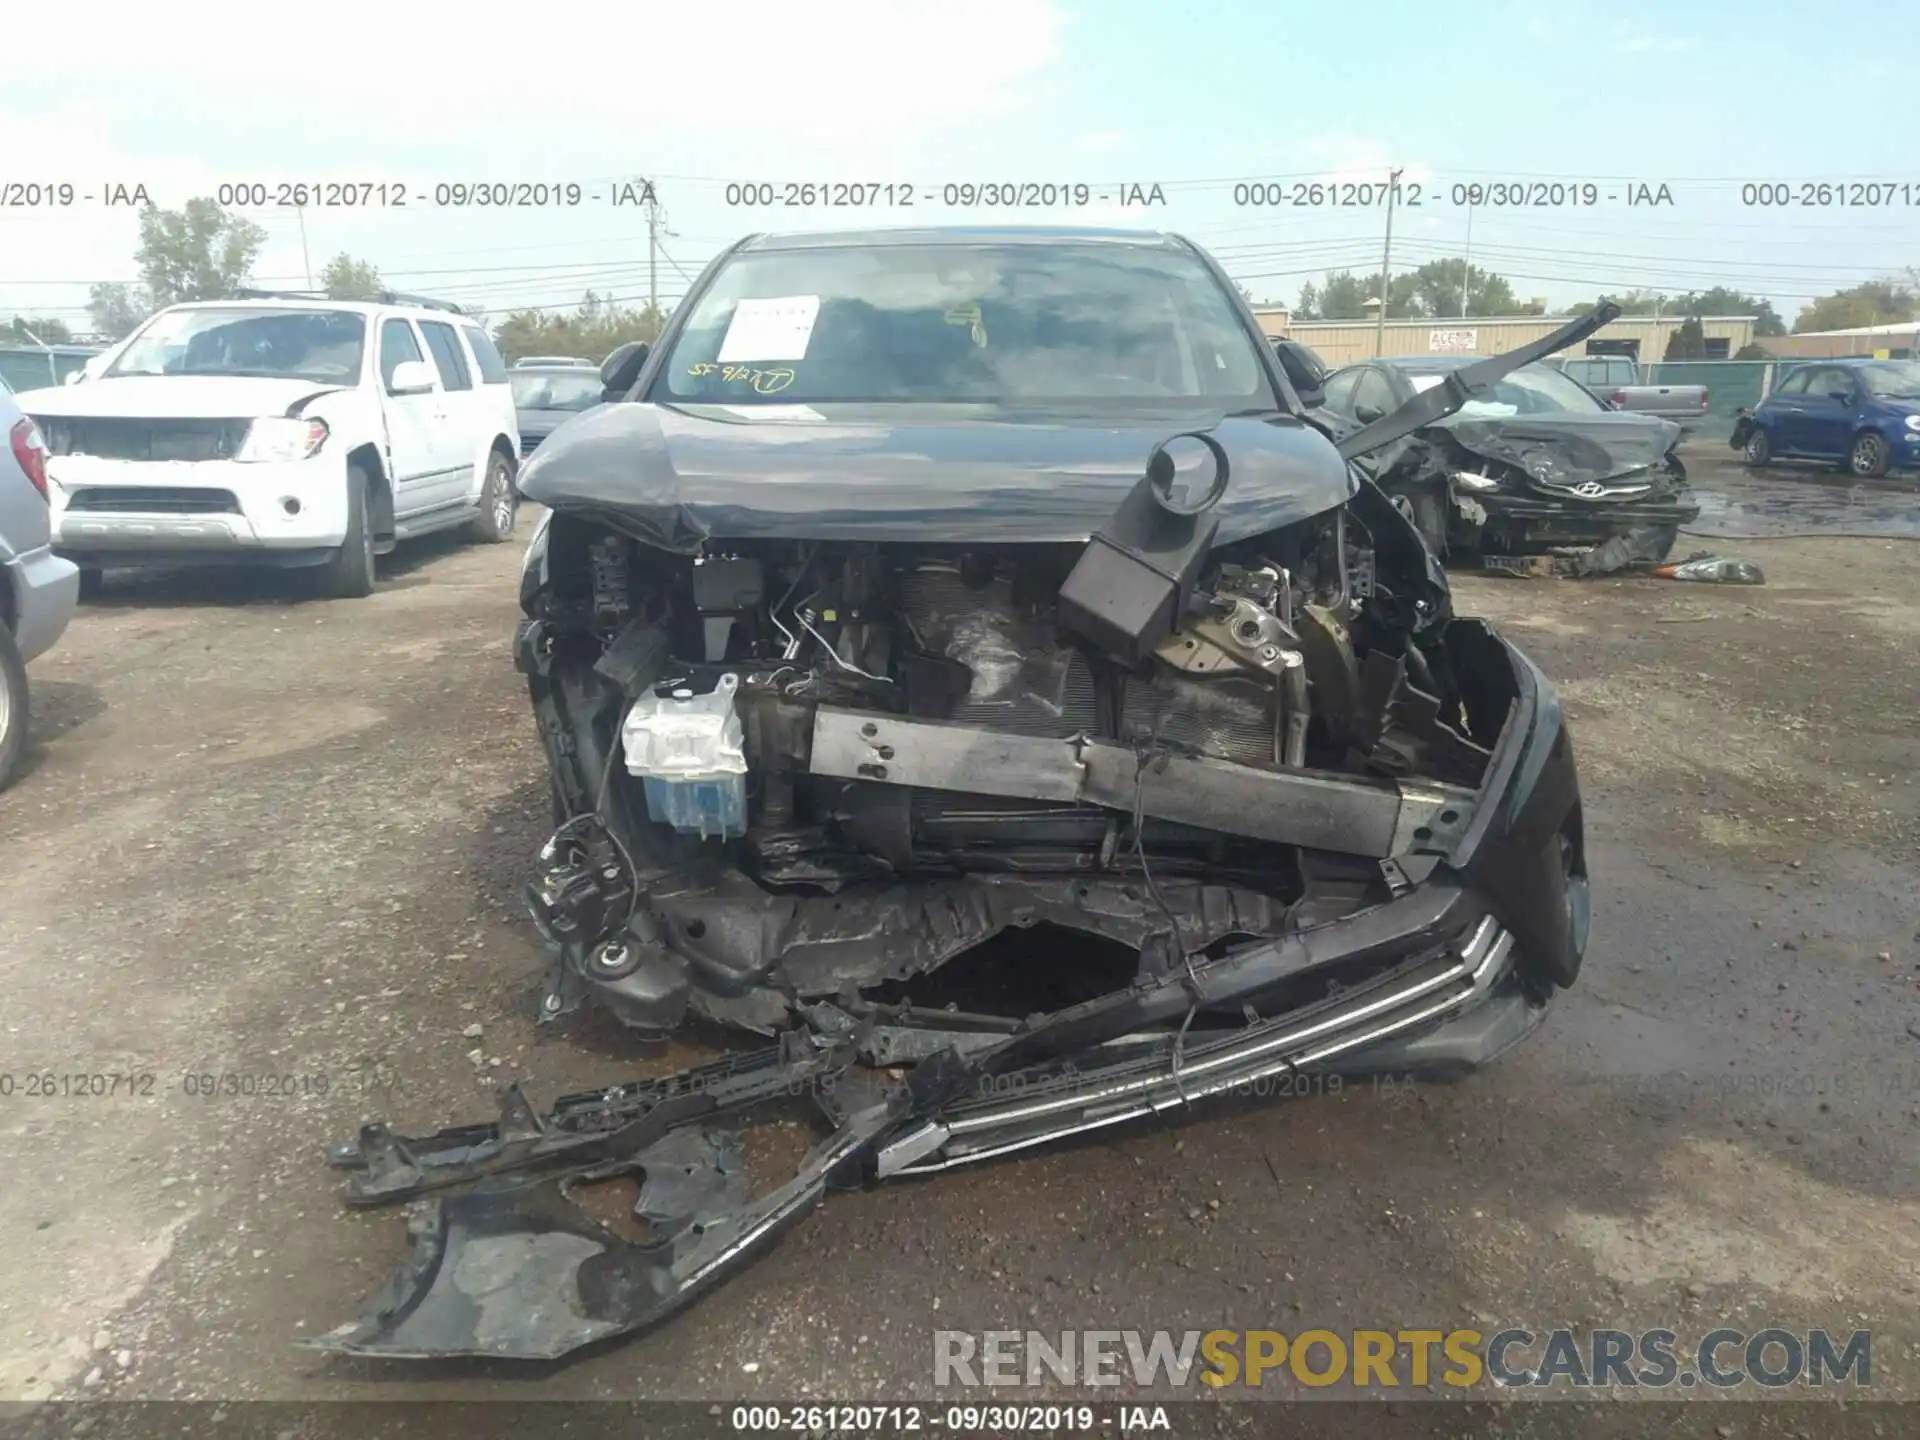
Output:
[[49, 417, 251, 462], [520, 431, 547, 457], [65, 486, 242, 514]]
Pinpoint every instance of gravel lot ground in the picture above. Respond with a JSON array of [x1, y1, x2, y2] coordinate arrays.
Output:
[[2, 454, 1917, 1436]]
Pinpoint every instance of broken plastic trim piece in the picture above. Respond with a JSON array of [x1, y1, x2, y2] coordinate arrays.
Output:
[[879, 916, 1512, 1175], [304, 1101, 896, 1360], [311, 885, 1520, 1361], [326, 1031, 855, 1205], [807, 707, 1478, 858]]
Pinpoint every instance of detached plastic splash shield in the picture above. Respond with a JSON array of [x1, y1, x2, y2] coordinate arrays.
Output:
[[305, 1107, 890, 1360]]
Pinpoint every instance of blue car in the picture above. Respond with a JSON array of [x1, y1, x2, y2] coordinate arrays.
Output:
[[1732, 358, 1920, 478]]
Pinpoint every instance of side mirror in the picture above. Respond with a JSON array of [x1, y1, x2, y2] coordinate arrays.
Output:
[[388, 359, 436, 395], [64, 369, 84, 385], [1353, 403, 1385, 424], [600, 341, 650, 401]]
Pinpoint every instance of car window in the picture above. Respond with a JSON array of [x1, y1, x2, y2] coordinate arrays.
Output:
[[1799, 368, 1842, 399], [1352, 368, 1398, 416], [379, 318, 428, 390], [1321, 369, 1361, 411], [1858, 360, 1920, 398], [510, 370, 605, 411], [461, 325, 509, 384], [1773, 368, 1811, 397], [108, 306, 366, 385], [419, 321, 473, 391], [656, 241, 1275, 408]]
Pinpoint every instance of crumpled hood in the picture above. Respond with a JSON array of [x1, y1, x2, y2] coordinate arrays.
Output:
[[516, 400, 1356, 552], [13, 374, 353, 421], [1438, 412, 1682, 488]]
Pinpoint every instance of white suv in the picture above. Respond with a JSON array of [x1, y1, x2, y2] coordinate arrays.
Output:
[[15, 294, 522, 598]]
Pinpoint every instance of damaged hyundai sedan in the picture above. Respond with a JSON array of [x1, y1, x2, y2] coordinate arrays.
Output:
[[315, 228, 1595, 1361]]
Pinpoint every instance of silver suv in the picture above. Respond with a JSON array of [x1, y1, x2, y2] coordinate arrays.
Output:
[[0, 376, 79, 789]]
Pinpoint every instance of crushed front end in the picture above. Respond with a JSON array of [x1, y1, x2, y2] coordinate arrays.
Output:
[[510, 465, 1583, 1051], [1367, 415, 1701, 560]]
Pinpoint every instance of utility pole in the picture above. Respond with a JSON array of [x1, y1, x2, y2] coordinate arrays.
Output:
[[1459, 193, 1474, 319], [296, 206, 313, 291], [1375, 167, 1404, 357], [644, 180, 660, 317]]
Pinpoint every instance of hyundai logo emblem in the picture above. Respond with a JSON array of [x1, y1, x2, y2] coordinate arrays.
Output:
[[1571, 480, 1606, 497]]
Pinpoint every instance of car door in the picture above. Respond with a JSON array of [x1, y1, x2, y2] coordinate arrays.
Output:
[[1320, 368, 1363, 416], [417, 320, 481, 506], [1763, 367, 1814, 453], [1784, 367, 1845, 457], [1799, 367, 1859, 457], [378, 317, 445, 516], [1350, 366, 1400, 424]]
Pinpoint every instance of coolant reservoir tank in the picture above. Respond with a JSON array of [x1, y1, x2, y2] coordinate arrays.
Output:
[[620, 672, 748, 840]]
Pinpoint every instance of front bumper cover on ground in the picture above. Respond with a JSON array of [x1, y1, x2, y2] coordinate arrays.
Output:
[[308, 620, 1584, 1363]]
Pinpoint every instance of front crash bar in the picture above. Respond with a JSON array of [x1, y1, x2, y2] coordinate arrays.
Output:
[[807, 707, 1478, 859]]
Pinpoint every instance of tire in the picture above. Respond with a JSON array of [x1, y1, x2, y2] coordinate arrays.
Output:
[[467, 451, 518, 543], [1847, 430, 1891, 479], [0, 624, 28, 794], [76, 568, 104, 602], [315, 464, 377, 599], [1742, 426, 1772, 467]]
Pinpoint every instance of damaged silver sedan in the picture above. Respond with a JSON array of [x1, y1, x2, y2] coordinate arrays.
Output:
[[313, 227, 1594, 1361]]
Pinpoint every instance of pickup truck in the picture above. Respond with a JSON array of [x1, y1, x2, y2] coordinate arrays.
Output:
[[1553, 354, 1709, 429]]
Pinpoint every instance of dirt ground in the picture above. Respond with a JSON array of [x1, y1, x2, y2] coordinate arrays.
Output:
[[2, 455, 1918, 1435]]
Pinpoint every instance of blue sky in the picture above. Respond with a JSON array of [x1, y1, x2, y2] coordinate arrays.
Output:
[[1, 0, 1913, 332]]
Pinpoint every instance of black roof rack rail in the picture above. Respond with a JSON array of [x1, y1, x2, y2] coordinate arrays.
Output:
[[376, 290, 469, 314], [227, 287, 468, 314]]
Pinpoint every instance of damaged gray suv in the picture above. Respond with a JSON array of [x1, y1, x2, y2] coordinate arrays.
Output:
[[317, 228, 1599, 1361]]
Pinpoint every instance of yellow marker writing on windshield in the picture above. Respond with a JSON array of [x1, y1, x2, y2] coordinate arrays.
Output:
[[686, 362, 796, 394]]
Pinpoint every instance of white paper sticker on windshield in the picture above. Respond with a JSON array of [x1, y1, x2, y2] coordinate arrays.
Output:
[[717, 296, 820, 363], [1408, 375, 1444, 393], [722, 404, 825, 422]]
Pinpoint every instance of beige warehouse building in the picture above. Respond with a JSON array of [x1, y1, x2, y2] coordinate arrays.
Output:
[[1756, 321, 1920, 360], [1251, 308, 1757, 367]]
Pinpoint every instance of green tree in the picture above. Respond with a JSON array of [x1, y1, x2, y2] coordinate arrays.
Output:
[[1792, 277, 1919, 333], [1674, 286, 1786, 337], [1733, 342, 1770, 360], [1315, 269, 1425, 320], [320, 252, 383, 300], [2, 316, 76, 345], [1585, 288, 1665, 317], [492, 291, 669, 365], [1407, 259, 1523, 318], [1663, 314, 1707, 360], [135, 198, 268, 307], [87, 282, 148, 340], [1294, 281, 1321, 321]]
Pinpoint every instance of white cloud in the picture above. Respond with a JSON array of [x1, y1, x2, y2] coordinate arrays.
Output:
[[9, 1, 1065, 153], [1295, 134, 1432, 189], [0, 0, 1068, 320]]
